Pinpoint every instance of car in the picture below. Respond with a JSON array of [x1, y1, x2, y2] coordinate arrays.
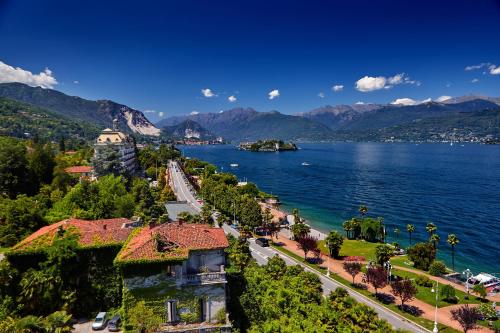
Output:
[[255, 238, 269, 247], [107, 314, 121, 332], [92, 312, 107, 330]]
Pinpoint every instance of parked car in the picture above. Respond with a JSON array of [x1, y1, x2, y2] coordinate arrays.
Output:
[[107, 314, 121, 332], [92, 312, 107, 330], [255, 238, 269, 247]]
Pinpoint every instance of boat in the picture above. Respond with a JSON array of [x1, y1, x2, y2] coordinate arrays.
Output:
[[230, 163, 239, 167], [301, 162, 310, 166], [466, 273, 500, 292]]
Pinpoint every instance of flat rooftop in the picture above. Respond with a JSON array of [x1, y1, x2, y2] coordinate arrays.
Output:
[[165, 201, 199, 220]]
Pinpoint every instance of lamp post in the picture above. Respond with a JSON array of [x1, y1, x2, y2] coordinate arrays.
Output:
[[463, 269, 472, 295], [326, 254, 331, 277], [431, 281, 439, 333]]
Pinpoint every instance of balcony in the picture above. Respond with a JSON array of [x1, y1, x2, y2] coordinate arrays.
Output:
[[183, 271, 227, 285]]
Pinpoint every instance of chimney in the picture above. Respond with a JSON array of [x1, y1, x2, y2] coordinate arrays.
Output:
[[103, 224, 107, 230], [149, 218, 157, 229], [178, 219, 183, 226]]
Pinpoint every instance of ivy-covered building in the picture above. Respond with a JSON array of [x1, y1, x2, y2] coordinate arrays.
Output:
[[115, 222, 231, 332]]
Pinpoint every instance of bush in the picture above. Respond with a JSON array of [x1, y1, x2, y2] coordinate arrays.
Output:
[[215, 308, 227, 324], [428, 261, 447, 276], [415, 275, 433, 287], [492, 320, 500, 332], [440, 284, 457, 303], [479, 303, 497, 320]]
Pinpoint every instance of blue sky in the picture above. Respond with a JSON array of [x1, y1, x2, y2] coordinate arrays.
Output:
[[0, 0, 499, 122]]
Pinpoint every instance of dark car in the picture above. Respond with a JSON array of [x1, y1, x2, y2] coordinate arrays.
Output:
[[107, 315, 121, 332], [255, 238, 269, 247]]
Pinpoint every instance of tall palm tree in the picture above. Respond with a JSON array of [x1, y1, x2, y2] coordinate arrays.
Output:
[[430, 233, 440, 249], [342, 220, 353, 239], [394, 228, 400, 241], [447, 234, 459, 272], [406, 224, 415, 246], [359, 205, 368, 218], [426, 222, 437, 239]]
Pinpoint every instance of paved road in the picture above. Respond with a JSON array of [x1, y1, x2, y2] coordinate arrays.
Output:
[[222, 224, 429, 333], [169, 160, 202, 212]]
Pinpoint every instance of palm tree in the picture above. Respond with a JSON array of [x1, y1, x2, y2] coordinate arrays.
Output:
[[342, 220, 353, 239], [359, 205, 368, 218], [292, 208, 301, 224], [430, 233, 440, 249], [406, 224, 415, 246], [426, 222, 437, 239], [447, 234, 459, 272], [394, 228, 400, 241]]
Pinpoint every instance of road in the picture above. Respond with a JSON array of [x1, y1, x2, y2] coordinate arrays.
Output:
[[169, 161, 428, 332], [223, 224, 429, 333], [168, 160, 202, 212]]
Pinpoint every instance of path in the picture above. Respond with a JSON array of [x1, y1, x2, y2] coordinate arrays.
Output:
[[168, 160, 202, 212]]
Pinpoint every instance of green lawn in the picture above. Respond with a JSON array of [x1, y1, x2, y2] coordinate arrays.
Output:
[[392, 269, 486, 308], [319, 239, 380, 259], [271, 243, 460, 333], [0, 247, 10, 253]]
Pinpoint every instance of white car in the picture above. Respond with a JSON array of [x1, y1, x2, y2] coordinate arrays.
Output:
[[91, 312, 107, 330]]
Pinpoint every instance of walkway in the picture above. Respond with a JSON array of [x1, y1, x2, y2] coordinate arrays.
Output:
[[168, 160, 202, 212]]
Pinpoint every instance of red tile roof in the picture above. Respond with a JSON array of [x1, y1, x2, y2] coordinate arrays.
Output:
[[13, 218, 133, 252], [65, 165, 92, 174], [116, 223, 229, 263]]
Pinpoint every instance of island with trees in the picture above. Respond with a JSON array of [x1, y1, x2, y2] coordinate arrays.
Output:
[[239, 139, 298, 152]]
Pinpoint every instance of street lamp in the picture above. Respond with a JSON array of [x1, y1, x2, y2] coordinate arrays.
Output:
[[431, 281, 439, 333], [463, 269, 472, 295], [326, 254, 330, 277]]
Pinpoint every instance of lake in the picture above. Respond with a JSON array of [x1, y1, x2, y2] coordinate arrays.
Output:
[[179, 143, 500, 274]]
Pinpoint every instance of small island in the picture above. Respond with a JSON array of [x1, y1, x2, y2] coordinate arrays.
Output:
[[239, 139, 298, 152]]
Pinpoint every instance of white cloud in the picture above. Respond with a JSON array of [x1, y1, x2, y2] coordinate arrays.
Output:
[[355, 76, 386, 92], [228, 95, 237, 102], [318, 92, 325, 98], [190, 111, 199, 115], [391, 98, 418, 106], [201, 88, 215, 98], [143, 110, 157, 114], [73, 80, 79, 84], [490, 66, 500, 75], [436, 95, 452, 102], [465, 62, 500, 75], [0, 61, 58, 88], [355, 73, 419, 92], [355, 101, 365, 105], [268, 89, 280, 100], [219, 110, 224, 113], [471, 78, 479, 83], [391, 97, 432, 106], [332, 84, 344, 92], [465, 63, 491, 71], [158, 112, 164, 118]]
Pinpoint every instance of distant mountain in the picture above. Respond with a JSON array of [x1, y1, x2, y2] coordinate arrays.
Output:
[[162, 119, 216, 140], [441, 94, 500, 105], [157, 108, 335, 141], [298, 104, 381, 130], [0, 83, 160, 136], [0, 97, 100, 141]]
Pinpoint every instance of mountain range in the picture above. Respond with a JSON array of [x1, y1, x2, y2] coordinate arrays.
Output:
[[0, 83, 160, 136], [0, 82, 498, 142]]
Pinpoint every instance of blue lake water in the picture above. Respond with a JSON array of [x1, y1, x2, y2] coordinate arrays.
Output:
[[179, 143, 500, 274]]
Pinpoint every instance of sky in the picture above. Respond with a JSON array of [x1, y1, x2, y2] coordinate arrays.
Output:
[[0, 0, 499, 122]]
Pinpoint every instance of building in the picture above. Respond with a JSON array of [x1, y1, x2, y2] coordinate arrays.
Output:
[[115, 222, 231, 332], [64, 165, 93, 180], [93, 120, 137, 175]]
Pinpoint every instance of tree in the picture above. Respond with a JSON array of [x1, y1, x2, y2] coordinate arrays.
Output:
[[450, 304, 481, 333], [291, 222, 310, 240], [238, 195, 262, 228], [407, 242, 436, 270], [266, 255, 287, 280], [375, 244, 393, 266], [325, 231, 344, 258], [393, 228, 400, 240], [406, 224, 415, 246], [472, 284, 487, 300], [29, 143, 56, 187], [343, 261, 362, 284], [440, 284, 457, 303], [225, 236, 251, 271], [261, 207, 273, 232], [92, 146, 124, 177], [390, 279, 417, 308], [447, 234, 459, 272], [296, 234, 318, 260], [342, 220, 353, 239], [292, 208, 302, 224], [426, 222, 437, 239], [430, 233, 440, 249], [367, 266, 387, 295], [359, 205, 368, 218], [128, 301, 162, 333], [0, 138, 32, 197], [361, 217, 384, 242]]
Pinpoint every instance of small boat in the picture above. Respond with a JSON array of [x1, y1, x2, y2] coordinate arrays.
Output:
[[301, 162, 310, 166], [450, 142, 454, 146], [230, 163, 239, 167]]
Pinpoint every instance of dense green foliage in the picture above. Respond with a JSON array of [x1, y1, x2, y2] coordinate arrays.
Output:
[[225, 236, 399, 332], [241, 139, 297, 152], [324, 230, 343, 258], [0, 97, 100, 142], [428, 260, 447, 276], [407, 242, 436, 270]]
